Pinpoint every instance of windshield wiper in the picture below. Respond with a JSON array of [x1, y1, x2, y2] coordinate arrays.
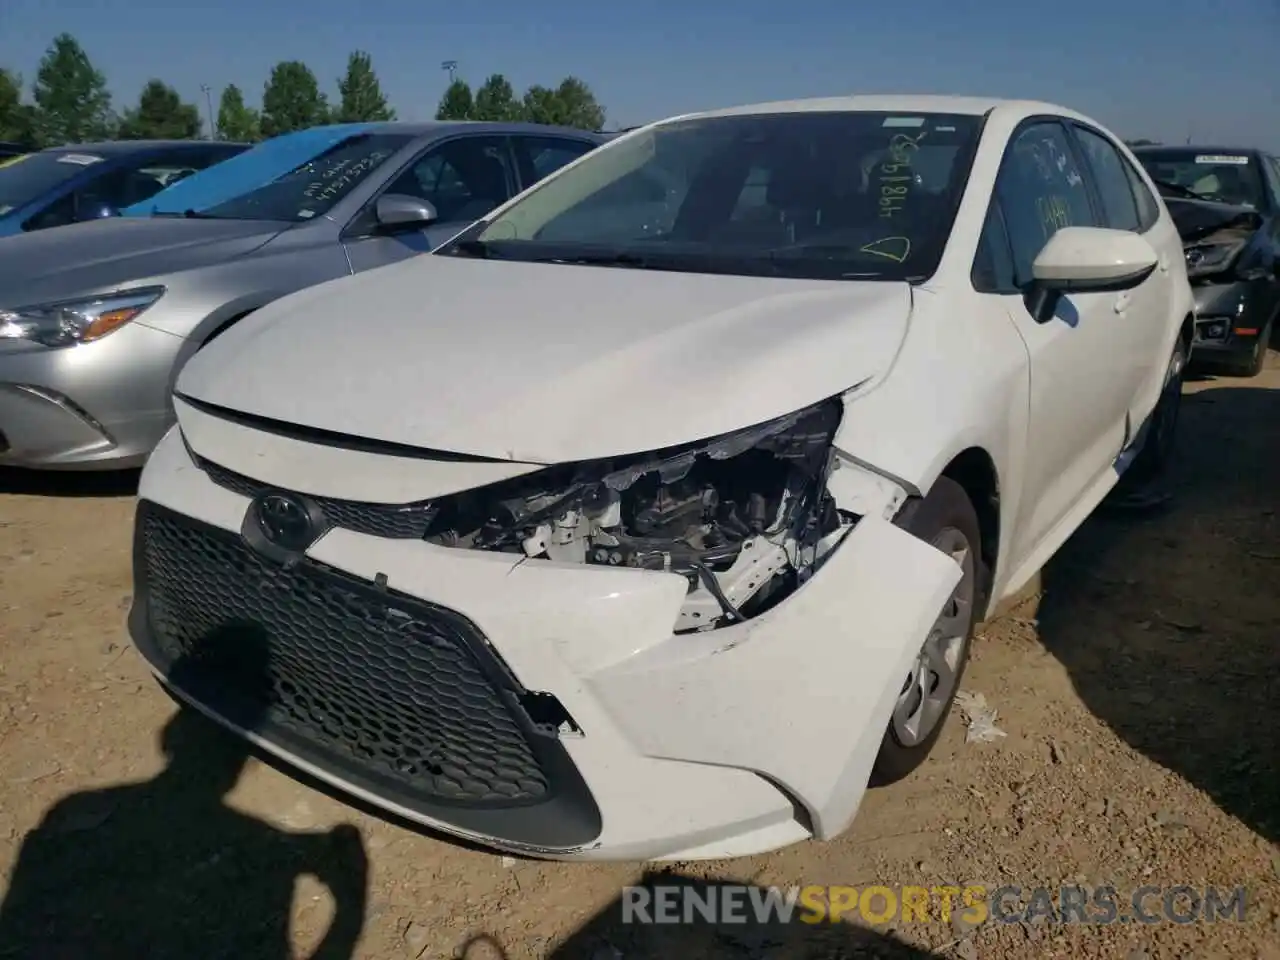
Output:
[[447, 239, 493, 258], [1150, 178, 1204, 201], [546, 251, 653, 268], [182, 208, 221, 219]]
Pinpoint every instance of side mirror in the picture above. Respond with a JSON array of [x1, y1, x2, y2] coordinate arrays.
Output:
[[1031, 226, 1158, 293], [374, 193, 438, 231]]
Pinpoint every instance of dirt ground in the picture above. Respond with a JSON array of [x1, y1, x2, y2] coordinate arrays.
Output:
[[1, 358, 1278, 960]]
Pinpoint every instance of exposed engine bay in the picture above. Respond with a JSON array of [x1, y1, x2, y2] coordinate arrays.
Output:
[[423, 400, 854, 632]]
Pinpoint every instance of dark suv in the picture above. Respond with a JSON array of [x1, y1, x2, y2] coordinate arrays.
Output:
[[1132, 146, 1280, 377]]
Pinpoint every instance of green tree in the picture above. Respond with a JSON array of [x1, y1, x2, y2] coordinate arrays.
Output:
[[335, 51, 394, 123], [217, 84, 260, 141], [473, 74, 520, 122], [520, 78, 604, 130], [435, 79, 474, 121], [520, 85, 558, 126], [0, 68, 37, 145], [260, 61, 328, 137], [550, 76, 606, 131], [117, 79, 201, 140], [31, 33, 116, 145]]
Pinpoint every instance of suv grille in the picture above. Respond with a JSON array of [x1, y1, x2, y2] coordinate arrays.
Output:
[[137, 502, 550, 807]]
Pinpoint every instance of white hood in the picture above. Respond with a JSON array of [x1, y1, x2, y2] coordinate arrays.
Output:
[[177, 254, 914, 464]]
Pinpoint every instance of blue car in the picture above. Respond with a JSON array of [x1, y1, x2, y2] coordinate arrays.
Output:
[[0, 139, 248, 237]]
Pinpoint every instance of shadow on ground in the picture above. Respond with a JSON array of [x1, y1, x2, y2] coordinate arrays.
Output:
[[0, 639, 368, 960], [468, 871, 946, 959], [1036, 382, 1279, 844], [0, 466, 140, 498]]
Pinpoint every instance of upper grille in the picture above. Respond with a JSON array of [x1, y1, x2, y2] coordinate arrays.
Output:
[[194, 455, 436, 539], [137, 501, 550, 807]]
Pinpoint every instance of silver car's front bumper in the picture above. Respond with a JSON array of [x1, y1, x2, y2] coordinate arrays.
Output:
[[0, 321, 186, 470]]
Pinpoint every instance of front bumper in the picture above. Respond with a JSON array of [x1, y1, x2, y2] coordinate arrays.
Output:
[[1188, 278, 1278, 363], [128, 427, 959, 861], [0, 321, 184, 470]]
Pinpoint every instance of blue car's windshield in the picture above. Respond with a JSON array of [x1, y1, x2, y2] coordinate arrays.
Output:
[[124, 127, 411, 222], [0, 150, 104, 217]]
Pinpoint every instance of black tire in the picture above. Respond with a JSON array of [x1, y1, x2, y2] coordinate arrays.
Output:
[[1226, 314, 1272, 378], [870, 476, 983, 786], [1123, 335, 1187, 491]]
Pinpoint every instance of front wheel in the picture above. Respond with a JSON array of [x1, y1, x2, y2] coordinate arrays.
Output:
[[870, 477, 981, 786]]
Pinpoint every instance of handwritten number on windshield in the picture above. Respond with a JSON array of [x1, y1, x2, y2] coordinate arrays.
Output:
[[878, 131, 926, 221], [302, 151, 390, 203]]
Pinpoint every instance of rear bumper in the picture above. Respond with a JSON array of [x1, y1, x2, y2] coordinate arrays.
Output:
[[128, 426, 959, 861]]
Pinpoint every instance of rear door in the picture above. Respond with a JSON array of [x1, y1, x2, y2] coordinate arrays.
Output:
[[342, 135, 518, 272]]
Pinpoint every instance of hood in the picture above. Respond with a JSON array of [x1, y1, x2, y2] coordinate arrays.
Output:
[[177, 254, 914, 464], [0, 216, 284, 306], [122, 123, 383, 217], [1163, 196, 1263, 244]]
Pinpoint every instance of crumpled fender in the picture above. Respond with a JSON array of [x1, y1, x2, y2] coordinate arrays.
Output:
[[587, 512, 961, 840]]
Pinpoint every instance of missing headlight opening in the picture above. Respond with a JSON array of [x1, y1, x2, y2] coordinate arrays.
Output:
[[421, 399, 855, 632]]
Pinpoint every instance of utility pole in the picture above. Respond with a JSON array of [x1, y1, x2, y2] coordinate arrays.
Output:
[[201, 84, 216, 140], [441, 60, 458, 85]]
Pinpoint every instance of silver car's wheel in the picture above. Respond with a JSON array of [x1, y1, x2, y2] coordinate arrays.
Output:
[[890, 527, 975, 747]]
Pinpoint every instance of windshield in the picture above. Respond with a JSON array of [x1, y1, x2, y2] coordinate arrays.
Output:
[[180, 133, 412, 222], [444, 111, 982, 281], [1135, 150, 1264, 208], [0, 150, 103, 217]]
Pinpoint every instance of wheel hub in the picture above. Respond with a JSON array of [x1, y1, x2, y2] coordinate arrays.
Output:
[[891, 527, 974, 747]]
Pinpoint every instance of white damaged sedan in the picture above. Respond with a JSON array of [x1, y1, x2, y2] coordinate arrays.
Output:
[[128, 95, 1194, 861]]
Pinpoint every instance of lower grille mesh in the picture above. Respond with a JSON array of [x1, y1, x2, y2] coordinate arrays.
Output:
[[138, 503, 550, 806]]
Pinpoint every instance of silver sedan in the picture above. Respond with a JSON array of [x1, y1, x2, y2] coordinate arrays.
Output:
[[0, 121, 604, 470]]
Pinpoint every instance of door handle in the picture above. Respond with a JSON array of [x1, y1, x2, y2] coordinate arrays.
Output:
[[1113, 292, 1132, 314], [1158, 252, 1170, 273]]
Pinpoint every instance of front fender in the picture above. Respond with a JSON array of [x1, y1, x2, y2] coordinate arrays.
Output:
[[588, 512, 960, 840]]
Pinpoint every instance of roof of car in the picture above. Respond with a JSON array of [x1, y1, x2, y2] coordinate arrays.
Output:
[[685, 94, 1079, 121], [37, 123, 604, 160], [41, 139, 250, 155], [1130, 144, 1262, 157], [291, 120, 607, 142]]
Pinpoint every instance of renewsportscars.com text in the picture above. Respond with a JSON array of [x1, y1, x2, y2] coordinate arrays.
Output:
[[620, 884, 1249, 926]]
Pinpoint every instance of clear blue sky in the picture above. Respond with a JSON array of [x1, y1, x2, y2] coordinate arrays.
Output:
[[2, 0, 1277, 148]]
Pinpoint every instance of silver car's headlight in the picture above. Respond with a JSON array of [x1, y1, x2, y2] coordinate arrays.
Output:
[[0, 287, 165, 347]]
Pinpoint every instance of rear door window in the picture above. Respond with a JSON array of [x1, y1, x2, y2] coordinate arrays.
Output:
[[514, 136, 596, 188], [1073, 126, 1141, 231]]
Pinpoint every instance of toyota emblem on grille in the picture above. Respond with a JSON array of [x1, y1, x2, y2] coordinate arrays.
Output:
[[254, 493, 317, 550]]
